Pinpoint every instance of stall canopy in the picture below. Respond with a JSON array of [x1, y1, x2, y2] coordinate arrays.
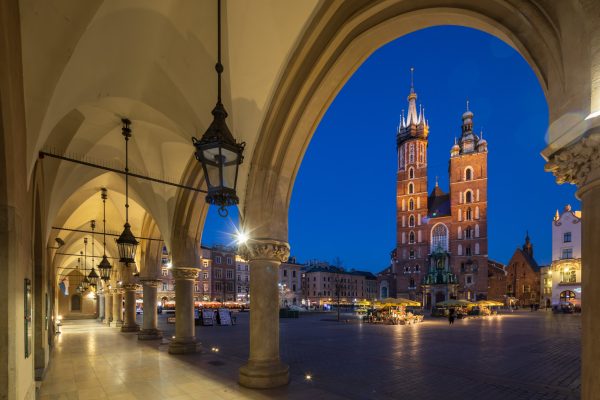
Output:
[[375, 298, 421, 307], [436, 299, 475, 307]]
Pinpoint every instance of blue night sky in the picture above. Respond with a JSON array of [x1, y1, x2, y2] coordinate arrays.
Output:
[[202, 26, 580, 271]]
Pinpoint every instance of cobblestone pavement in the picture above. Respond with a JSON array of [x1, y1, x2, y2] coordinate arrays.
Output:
[[167, 310, 581, 400], [41, 311, 580, 399]]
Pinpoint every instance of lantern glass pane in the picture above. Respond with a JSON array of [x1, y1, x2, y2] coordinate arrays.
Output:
[[201, 147, 222, 187], [221, 147, 238, 189]]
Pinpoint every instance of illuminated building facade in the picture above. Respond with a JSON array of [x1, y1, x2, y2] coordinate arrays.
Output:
[[394, 77, 489, 307], [546, 205, 582, 307]]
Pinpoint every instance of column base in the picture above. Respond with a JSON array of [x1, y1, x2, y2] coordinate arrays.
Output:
[[104, 318, 112, 325], [168, 337, 198, 354], [121, 324, 140, 333], [138, 329, 162, 340], [113, 321, 124, 328], [238, 360, 290, 389]]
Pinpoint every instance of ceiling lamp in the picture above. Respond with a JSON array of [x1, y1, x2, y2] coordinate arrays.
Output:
[[116, 118, 139, 265], [81, 240, 90, 291], [88, 220, 99, 290], [98, 188, 112, 282], [191, 0, 245, 218]]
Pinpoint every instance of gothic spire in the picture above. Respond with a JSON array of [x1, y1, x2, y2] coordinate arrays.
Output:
[[406, 67, 419, 125]]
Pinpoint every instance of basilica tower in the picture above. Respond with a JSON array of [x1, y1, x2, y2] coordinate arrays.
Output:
[[448, 103, 488, 300], [395, 70, 429, 299]]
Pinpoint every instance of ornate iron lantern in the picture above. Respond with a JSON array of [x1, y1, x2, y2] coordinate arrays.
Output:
[[116, 118, 139, 264], [88, 220, 99, 290], [98, 188, 112, 281], [192, 0, 245, 217]]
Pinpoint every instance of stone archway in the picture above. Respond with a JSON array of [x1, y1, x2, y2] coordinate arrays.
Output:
[[241, 0, 596, 394]]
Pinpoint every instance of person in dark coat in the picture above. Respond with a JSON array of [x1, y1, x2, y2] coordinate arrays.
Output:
[[448, 308, 455, 325]]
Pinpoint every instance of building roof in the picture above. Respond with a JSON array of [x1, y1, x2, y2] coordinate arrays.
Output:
[[350, 270, 377, 280], [303, 265, 345, 274], [516, 248, 541, 272], [428, 186, 451, 218], [488, 259, 506, 274]]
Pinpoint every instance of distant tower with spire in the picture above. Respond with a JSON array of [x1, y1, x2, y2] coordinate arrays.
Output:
[[395, 68, 430, 300]]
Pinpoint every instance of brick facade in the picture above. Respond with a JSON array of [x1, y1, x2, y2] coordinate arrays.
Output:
[[394, 82, 489, 303]]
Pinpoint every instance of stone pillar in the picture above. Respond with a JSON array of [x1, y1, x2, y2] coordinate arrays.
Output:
[[239, 239, 290, 389], [112, 289, 124, 327], [545, 132, 600, 400], [168, 267, 199, 354], [105, 290, 113, 325], [98, 292, 105, 322], [121, 284, 140, 332], [139, 279, 162, 340]]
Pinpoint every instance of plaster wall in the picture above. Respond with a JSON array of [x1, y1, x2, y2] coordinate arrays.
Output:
[[552, 211, 582, 261], [57, 292, 97, 319]]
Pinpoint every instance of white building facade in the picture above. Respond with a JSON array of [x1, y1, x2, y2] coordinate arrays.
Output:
[[546, 205, 582, 307]]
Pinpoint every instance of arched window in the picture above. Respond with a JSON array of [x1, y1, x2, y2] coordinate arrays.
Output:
[[402, 199, 406, 211], [457, 244, 463, 255], [431, 223, 449, 252], [409, 144, 415, 163], [475, 243, 480, 255], [417, 197, 421, 209], [415, 264, 420, 273], [409, 249, 415, 259], [458, 209, 463, 221], [409, 215, 415, 227], [475, 206, 480, 219], [458, 226, 462, 239], [401, 232, 406, 244], [409, 231, 415, 244], [409, 278, 415, 287], [408, 167, 414, 179], [465, 226, 472, 239], [417, 230, 422, 242], [402, 215, 406, 227], [465, 167, 473, 181], [409, 198, 414, 211], [398, 146, 404, 170], [465, 190, 473, 203], [475, 224, 480, 237], [466, 208, 472, 221], [560, 290, 576, 301]]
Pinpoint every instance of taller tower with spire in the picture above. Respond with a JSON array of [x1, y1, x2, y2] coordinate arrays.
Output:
[[395, 68, 429, 299], [448, 102, 489, 300]]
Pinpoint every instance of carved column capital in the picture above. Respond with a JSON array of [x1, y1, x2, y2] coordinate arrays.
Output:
[[171, 267, 199, 280], [140, 279, 162, 288], [122, 283, 140, 291], [239, 239, 290, 263], [545, 132, 600, 190]]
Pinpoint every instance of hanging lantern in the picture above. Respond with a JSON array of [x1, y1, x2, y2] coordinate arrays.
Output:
[[98, 188, 112, 281], [88, 267, 99, 288], [116, 119, 139, 264], [192, 0, 245, 217]]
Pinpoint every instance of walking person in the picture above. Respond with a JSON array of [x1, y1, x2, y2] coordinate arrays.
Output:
[[448, 308, 455, 325]]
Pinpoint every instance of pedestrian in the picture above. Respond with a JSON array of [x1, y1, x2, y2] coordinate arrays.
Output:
[[530, 303, 534, 312], [448, 308, 455, 325]]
